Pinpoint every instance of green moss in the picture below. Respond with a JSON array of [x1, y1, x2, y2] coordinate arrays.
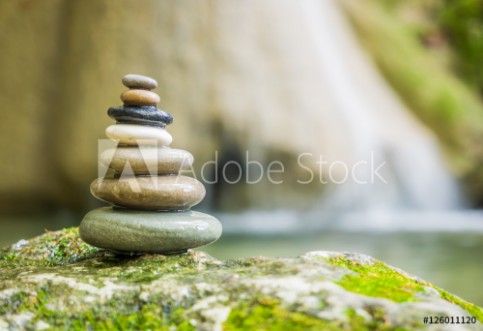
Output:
[[327, 255, 483, 323], [43, 227, 99, 265], [327, 256, 425, 302], [224, 297, 413, 331], [0, 290, 29, 314], [16, 288, 195, 331], [434, 288, 483, 323], [0, 227, 100, 268], [224, 297, 341, 331], [61, 305, 195, 331], [345, 308, 413, 331]]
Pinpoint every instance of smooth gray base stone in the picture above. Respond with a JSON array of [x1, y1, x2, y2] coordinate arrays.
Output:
[[79, 207, 222, 254]]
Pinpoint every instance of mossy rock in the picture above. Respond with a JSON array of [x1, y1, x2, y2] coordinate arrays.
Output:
[[0, 228, 482, 330]]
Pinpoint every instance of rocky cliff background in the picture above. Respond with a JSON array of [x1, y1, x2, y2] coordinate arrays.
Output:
[[0, 0, 482, 214]]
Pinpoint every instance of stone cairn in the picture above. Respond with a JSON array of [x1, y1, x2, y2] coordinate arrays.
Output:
[[79, 74, 222, 254]]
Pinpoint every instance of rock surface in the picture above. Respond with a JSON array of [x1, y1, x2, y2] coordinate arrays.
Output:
[[0, 228, 482, 331]]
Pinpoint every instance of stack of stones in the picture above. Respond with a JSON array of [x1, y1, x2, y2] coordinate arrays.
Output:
[[79, 74, 222, 254]]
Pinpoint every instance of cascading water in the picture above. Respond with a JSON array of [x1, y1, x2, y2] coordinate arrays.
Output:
[[216, 0, 467, 234], [301, 0, 464, 213]]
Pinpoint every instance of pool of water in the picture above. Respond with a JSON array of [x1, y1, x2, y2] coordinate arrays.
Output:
[[1, 211, 482, 307]]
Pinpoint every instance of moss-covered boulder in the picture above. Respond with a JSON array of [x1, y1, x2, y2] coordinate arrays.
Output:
[[0, 228, 482, 330]]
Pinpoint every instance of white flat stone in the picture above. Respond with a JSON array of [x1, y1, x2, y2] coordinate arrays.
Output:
[[105, 124, 172, 146]]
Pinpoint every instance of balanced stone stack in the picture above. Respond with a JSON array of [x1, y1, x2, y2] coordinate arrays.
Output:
[[79, 74, 222, 254]]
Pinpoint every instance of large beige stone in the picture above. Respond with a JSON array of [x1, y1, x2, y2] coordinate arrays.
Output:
[[100, 147, 193, 175], [90, 175, 205, 210]]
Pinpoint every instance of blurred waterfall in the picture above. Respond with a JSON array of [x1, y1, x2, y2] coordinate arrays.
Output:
[[303, 0, 463, 212]]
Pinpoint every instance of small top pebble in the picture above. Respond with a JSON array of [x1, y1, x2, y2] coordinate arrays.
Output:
[[122, 74, 158, 90]]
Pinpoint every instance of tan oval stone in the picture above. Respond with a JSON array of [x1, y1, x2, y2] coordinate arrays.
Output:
[[101, 147, 193, 175], [121, 89, 160, 106], [90, 175, 205, 210]]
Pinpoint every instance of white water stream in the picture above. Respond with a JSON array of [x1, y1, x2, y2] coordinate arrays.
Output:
[[214, 0, 463, 213], [301, 0, 463, 212], [211, 0, 469, 233]]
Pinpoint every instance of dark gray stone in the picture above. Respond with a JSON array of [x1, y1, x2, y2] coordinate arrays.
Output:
[[108, 105, 173, 127]]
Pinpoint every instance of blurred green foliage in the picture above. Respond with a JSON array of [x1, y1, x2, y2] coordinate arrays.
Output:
[[435, 0, 483, 94]]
